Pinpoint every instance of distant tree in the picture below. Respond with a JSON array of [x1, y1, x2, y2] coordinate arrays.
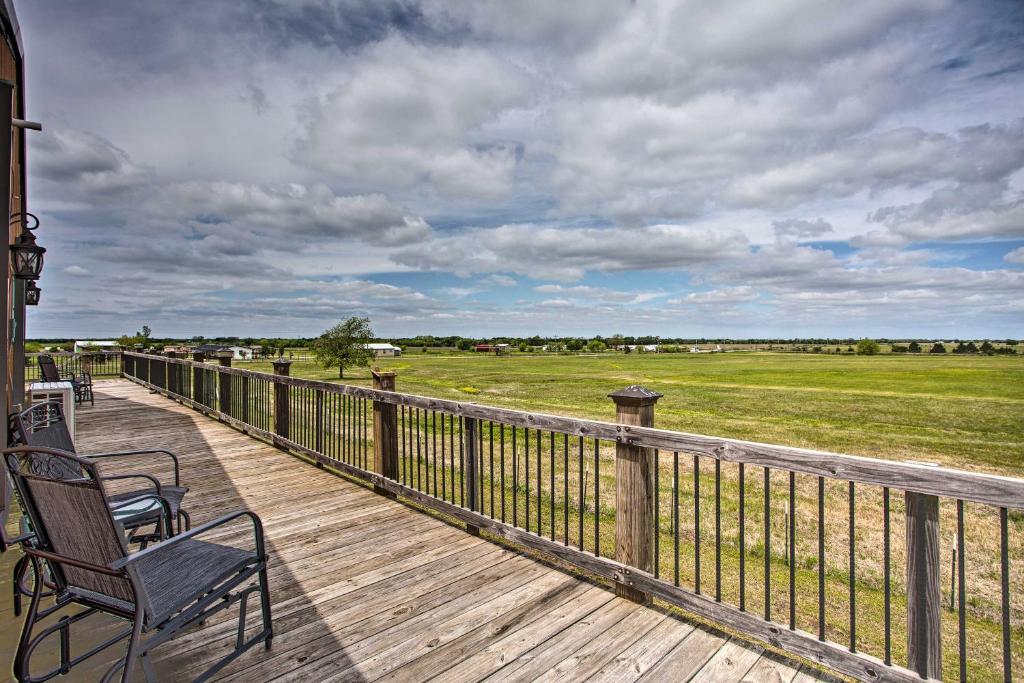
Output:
[[980, 341, 994, 355], [891, 344, 908, 353], [117, 324, 152, 349], [908, 341, 922, 353], [518, 342, 529, 352], [929, 342, 946, 354], [953, 341, 979, 354], [565, 339, 584, 352], [856, 339, 880, 356], [586, 340, 607, 353], [456, 338, 474, 351], [312, 317, 374, 379]]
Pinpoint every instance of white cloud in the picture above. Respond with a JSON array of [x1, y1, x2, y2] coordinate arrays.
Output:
[[1005, 246, 1024, 265], [394, 223, 750, 280], [62, 265, 90, 277], [291, 35, 530, 200]]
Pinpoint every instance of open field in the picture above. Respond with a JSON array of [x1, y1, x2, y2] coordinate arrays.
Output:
[[246, 352, 1024, 474], [235, 351, 1024, 680]]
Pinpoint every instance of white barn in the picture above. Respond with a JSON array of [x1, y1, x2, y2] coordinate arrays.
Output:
[[365, 343, 402, 357]]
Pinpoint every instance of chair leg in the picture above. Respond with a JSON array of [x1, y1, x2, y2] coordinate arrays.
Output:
[[118, 611, 145, 683], [13, 557, 44, 682], [259, 566, 273, 649], [12, 554, 28, 617], [178, 509, 192, 533]]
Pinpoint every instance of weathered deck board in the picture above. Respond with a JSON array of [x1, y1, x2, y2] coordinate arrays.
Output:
[[0, 380, 830, 682]]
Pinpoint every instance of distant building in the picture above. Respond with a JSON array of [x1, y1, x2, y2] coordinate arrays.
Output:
[[365, 343, 402, 357], [475, 343, 510, 354], [74, 340, 121, 353], [625, 344, 660, 353]]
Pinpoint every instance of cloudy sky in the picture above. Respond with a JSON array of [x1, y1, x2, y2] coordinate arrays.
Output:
[[21, 0, 1024, 339]]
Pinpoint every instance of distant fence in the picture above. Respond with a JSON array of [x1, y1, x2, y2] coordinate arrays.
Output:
[[25, 351, 122, 381], [121, 351, 1021, 682]]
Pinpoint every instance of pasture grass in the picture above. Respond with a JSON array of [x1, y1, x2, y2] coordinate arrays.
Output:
[[244, 351, 1024, 680]]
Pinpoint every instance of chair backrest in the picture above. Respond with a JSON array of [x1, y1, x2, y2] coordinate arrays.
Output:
[[37, 354, 61, 382], [11, 402, 82, 480], [3, 446, 134, 606]]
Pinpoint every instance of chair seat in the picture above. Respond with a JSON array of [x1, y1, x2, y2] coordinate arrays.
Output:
[[135, 538, 256, 627], [109, 485, 188, 517]]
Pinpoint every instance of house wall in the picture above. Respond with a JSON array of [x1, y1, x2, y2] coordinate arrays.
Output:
[[0, 5, 24, 429]]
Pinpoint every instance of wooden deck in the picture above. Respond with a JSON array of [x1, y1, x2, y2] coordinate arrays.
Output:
[[1, 380, 834, 682]]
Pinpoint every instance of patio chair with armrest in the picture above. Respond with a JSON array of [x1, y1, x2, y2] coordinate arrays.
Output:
[[4, 446, 272, 683], [37, 354, 93, 406], [13, 401, 191, 536]]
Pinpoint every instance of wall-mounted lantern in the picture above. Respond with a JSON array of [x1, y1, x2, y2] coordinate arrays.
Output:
[[10, 212, 45, 280], [24, 280, 40, 305]]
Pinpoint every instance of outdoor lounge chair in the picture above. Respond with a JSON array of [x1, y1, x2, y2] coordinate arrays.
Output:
[[3, 446, 272, 683], [12, 401, 191, 537], [37, 354, 93, 406]]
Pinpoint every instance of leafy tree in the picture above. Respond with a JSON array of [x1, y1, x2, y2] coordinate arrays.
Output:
[[586, 339, 607, 353], [518, 342, 529, 352], [929, 342, 946, 354], [117, 324, 152, 349], [456, 338, 474, 351], [856, 339, 880, 356], [565, 339, 584, 352], [622, 345, 632, 354], [312, 317, 374, 379], [908, 341, 922, 353], [980, 341, 994, 354]]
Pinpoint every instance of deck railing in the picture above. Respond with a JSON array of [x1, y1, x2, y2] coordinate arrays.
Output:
[[121, 351, 1021, 683], [25, 351, 122, 381]]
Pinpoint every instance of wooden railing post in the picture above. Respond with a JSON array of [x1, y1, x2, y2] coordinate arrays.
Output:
[[609, 385, 663, 603], [272, 358, 292, 444], [216, 351, 232, 417], [906, 491, 942, 678], [371, 370, 397, 497]]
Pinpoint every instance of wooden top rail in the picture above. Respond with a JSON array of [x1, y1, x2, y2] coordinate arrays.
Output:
[[125, 352, 1024, 508]]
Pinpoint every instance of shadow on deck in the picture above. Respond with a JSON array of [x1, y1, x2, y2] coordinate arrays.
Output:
[[1, 380, 833, 682]]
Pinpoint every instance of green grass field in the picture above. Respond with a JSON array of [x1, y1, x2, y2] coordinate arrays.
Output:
[[249, 351, 1024, 474], [241, 351, 1024, 680]]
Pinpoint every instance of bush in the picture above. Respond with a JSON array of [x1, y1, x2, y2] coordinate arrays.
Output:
[[929, 342, 946, 353], [908, 341, 922, 353], [586, 340, 607, 353], [565, 339, 584, 352], [856, 339, 880, 355]]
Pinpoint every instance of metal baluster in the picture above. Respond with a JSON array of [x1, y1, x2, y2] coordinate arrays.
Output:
[[654, 449, 660, 579], [849, 481, 856, 652], [674, 452, 680, 587], [884, 487, 891, 666], [694, 455, 701, 594], [1000, 507, 1011, 683], [818, 476, 825, 640], [739, 462, 746, 611], [957, 499, 965, 682], [765, 467, 771, 621], [594, 439, 600, 558], [716, 459, 722, 602]]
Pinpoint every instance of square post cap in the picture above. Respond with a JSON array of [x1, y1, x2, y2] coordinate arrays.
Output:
[[272, 358, 293, 374], [608, 385, 663, 406]]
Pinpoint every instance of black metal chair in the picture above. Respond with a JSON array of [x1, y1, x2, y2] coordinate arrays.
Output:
[[37, 354, 93, 406], [4, 446, 273, 683], [12, 401, 191, 537]]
